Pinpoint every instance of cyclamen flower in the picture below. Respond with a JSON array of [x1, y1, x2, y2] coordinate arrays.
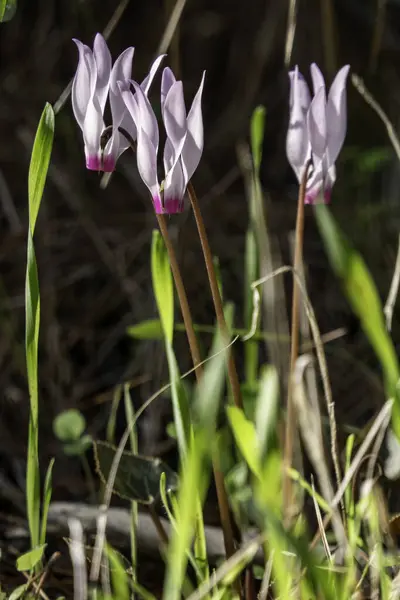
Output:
[[120, 67, 205, 214], [286, 63, 350, 204], [72, 33, 163, 172]]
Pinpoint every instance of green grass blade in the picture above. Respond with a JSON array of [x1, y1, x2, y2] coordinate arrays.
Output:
[[25, 103, 54, 552], [0, 0, 6, 20], [40, 458, 55, 546], [315, 204, 400, 436], [28, 104, 54, 233], [250, 106, 266, 176], [151, 230, 174, 344], [105, 543, 130, 600], [162, 316, 230, 600]]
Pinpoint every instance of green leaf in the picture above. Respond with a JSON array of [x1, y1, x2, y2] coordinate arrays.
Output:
[[53, 409, 86, 442], [25, 103, 54, 554], [63, 434, 92, 456], [28, 103, 54, 234], [94, 440, 178, 504], [8, 585, 27, 600], [16, 544, 46, 572], [166, 343, 191, 458], [315, 204, 400, 437], [250, 106, 266, 175], [255, 365, 279, 460], [162, 313, 231, 600], [151, 230, 174, 344], [0, 0, 17, 22], [40, 458, 55, 546], [227, 406, 260, 477], [127, 318, 164, 340], [105, 544, 130, 600]]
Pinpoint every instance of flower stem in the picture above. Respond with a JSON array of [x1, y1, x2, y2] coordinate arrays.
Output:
[[154, 211, 236, 560], [187, 182, 243, 410], [155, 213, 203, 374], [282, 164, 310, 527]]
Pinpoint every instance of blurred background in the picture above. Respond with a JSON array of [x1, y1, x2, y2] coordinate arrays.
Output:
[[1, 0, 400, 589]]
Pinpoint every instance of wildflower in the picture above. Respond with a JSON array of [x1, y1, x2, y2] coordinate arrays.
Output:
[[286, 63, 350, 204], [71, 33, 163, 172], [120, 67, 205, 214]]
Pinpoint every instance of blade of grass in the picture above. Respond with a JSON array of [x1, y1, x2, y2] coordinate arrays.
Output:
[[315, 204, 400, 436], [162, 309, 232, 600], [39, 458, 55, 546], [25, 103, 54, 553]]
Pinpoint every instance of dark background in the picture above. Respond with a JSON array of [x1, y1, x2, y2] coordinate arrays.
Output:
[[1, 0, 400, 588]]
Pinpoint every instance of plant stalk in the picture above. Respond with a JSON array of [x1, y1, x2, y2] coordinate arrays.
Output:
[[156, 213, 203, 375], [155, 211, 237, 560], [282, 164, 310, 526], [187, 182, 243, 410]]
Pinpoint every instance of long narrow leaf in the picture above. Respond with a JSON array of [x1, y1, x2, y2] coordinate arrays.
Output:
[[25, 103, 54, 551], [315, 204, 400, 437]]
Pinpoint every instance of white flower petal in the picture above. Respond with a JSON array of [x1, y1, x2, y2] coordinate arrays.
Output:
[[326, 65, 350, 166], [310, 63, 325, 95], [93, 33, 112, 113], [180, 71, 205, 183], [141, 55, 165, 95], [72, 39, 96, 129], [307, 86, 327, 160], [286, 67, 311, 182]]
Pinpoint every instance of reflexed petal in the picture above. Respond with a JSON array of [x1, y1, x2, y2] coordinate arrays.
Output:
[[163, 137, 174, 172], [110, 48, 135, 130], [82, 95, 104, 164], [72, 39, 96, 129], [130, 81, 159, 151], [326, 65, 350, 166], [136, 127, 160, 202], [163, 159, 186, 214], [161, 67, 177, 110], [110, 46, 135, 94], [289, 67, 311, 112], [141, 55, 165, 95], [163, 81, 187, 159], [93, 33, 112, 113], [119, 82, 140, 125], [310, 63, 325, 95], [307, 86, 327, 160], [103, 129, 123, 170], [109, 49, 136, 158], [180, 71, 205, 183], [286, 67, 311, 181]]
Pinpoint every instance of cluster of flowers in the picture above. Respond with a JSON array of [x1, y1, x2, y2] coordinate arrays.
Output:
[[72, 33, 349, 210]]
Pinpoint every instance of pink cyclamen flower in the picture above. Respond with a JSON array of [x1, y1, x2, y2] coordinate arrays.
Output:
[[120, 67, 205, 214], [71, 33, 163, 172], [286, 63, 350, 204]]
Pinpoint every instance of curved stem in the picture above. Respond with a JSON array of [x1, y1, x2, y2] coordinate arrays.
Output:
[[154, 212, 236, 561], [282, 163, 310, 526], [155, 213, 203, 376], [187, 182, 243, 410]]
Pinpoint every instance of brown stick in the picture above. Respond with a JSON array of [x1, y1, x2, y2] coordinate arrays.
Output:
[[187, 182, 243, 410], [282, 164, 310, 527]]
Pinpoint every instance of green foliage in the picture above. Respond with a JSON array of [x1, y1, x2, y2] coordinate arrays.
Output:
[[0, 0, 17, 22], [315, 204, 400, 436], [151, 230, 174, 344], [16, 545, 46, 572], [53, 409, 86, 441], [53, 409, 92, 456], [162, 312, 231, 600], [25, 102, 54, 557]]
